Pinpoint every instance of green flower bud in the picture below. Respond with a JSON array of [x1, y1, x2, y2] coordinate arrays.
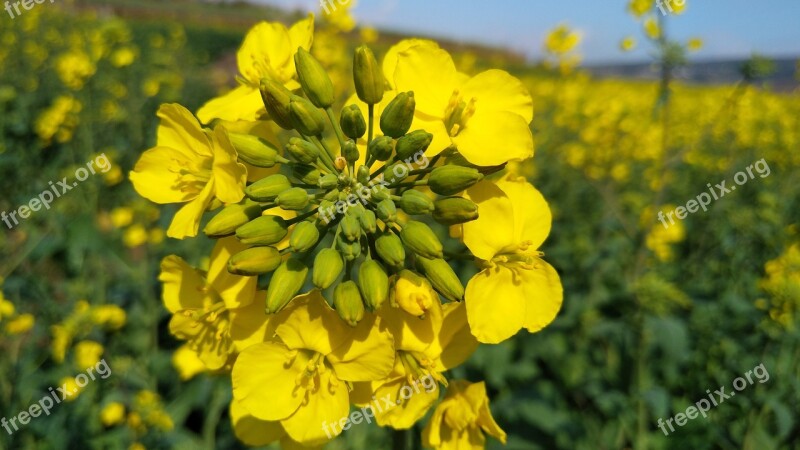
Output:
[[380, 92, 415, 138], [285, 137, 319, 165], [290, 221, 320, 252], [294, 47, 334, 108], [358, 259, 389, 311], [245, 174, 291, 202], [340, 210, 361, 241], [334, 280, 365, 326], [340, 105, 367, 139], [337, 237, 361, 261], [399, 190, 434, 215], [357, 166, 370, 185], [204, 201, 262, 237], [313, 248, 344, 289], [293, 164, 321, 185], [395, 130, 432, 162], [265, 258, 308, 313], [400, 220, 443, 259], [227, 133, 281, 168], [353, 45, 384, 104], [342, 140, 360, 163], [228, 246, 282, 276], [276, 187, 310, 210], [236, 215, 288, 245], [375, 231, 405, 268], [371, 185, 390, 202], [416, 256, 464, 302], [433, 197, 479, 225], [318, 173, 339, 189], [289, 95, 326, 136], [428, 165, 483, 196], [358, 209, 377, 234], [376, 199, 397, 222], [260, 78, 294, 130], [323, 188, 340, 202], [384, 162, 409, 183], [368, 135, 394, 162]]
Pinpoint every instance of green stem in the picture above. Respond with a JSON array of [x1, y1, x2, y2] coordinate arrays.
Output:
[[327, 107, 346, 148]]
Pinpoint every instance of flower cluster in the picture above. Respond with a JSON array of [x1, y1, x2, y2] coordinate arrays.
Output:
[[131, 15, 563, 449]]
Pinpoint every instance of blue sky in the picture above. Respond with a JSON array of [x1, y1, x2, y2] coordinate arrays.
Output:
[[255, 0, 800, 63]]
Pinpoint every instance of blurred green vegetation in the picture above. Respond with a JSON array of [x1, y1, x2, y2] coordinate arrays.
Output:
[[1, 2, 799, 450]]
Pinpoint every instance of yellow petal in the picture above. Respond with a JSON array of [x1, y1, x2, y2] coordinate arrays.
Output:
[[196, 86, 264, 124], [210, 125, 247, 204], [156, 103, 212, 158], [237, 22, 292, 85], [453, 110, 533, 167], [327, 314, 395, 382], [230, 398, 285, 446], [229, 290, 271, 353], [410, 112, 452, 157], [393, 44, 456, 116], [167, 178, 215, 239], [464, 265, 526, 344], [436, 302, 477, 370], [168, 313, 231, 370], [207, 237, 256, 309], [376, 300, 441, 354], [159, 255, 206, 313], [368, 376, 440, 429], [129, 146, 196, 204], [273, 291, 352, 355], [232, 342, 308, 421], [462, 180, 516, 260], [281, 368, 349, 445], [521, 258, 563, 333], [288, 14, 315, 53], [382, 39, 439, 90], [495, 176, 552, 250], [460, 69, 533, 122]]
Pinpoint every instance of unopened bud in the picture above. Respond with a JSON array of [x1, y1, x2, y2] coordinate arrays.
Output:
[[433, 197, 479, 225], [228, 133, 281, 168], [353, 45, 384, 104], [339, 210, 361, 241], [368, 135, 394, 162], [294, 47, 334, 108], [428, 165, 483, 196], [358, 209, 377, 234], [357, 166, 370, 184], [395, 130, 432, 161], [340, 105, 367, 139], [380, 92, 415, 138], [400, 220, 443, 259], [313, 248, 344, 289], [260, 78, 294, 130], [392, 270, 437, 317], [416, 256, 464, 302], [376, 199, 397, 223], [285, 137, 319, 164], [342, 140, 360, 163], [293, 164, 321, 185], [265, 258, 309, 313], [358, 259, 389, 311], [228, 246, 281, 276], [236, 215, 288, 245], [398, 190, 434, 215], [204, 201, 262, 237], [375, 231, 405, 269], [290, 221, 320, 252], [337, 237, 362, 261], [245, 174, 291, 202], [318, 173, 339, 189], [289, 95, 326, 136], [276, 187, 311, 210], [334, 281, 365, 326]]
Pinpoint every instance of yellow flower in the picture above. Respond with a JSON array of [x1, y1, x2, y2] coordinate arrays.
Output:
[[620, 36, 637, 51], [5, 314, 34, 335], [110, 47, 137, 67], [74, 340, 104, 370], [160, 238, 267, 370], [196, 16, 315, 123], [91, 305, 127, 329], [123, 224, 148, 248], [110, 207, 134, 228], [360, 26, 379, 44], [461, 176, 563, 343], [644, 17, 661, 40], [55, 50, 96, 90], [60, 377, 84, 402], [687, 38, 703, 51], [101, 402, 126, 427], [129, 104, 247, 239], [134, 391, 174, 431], [0, 297, 15, 321], [34, 95, 82, 144], [387, 40, 534, 166], [351, 301, 477, 429], [544, 24, 581, 55], [627, 0, 653, 17], [172, 345, 207, 381], [322, 0, 357, 32], [232, 292, 395, 445], [104, 165, 124, 186], [422, 380, 506, 450], [392, 270, 438, 317], [229, 399, 321, 449]]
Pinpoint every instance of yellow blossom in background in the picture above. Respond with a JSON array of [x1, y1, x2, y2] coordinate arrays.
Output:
[[620, 36, 637, 51], [60, 377, 84, 402], [462, 176, 563, 343], [134, 390, 174, 431], [687, 37, 703, 51], [360, 26, 379, 44], [101, 402, 126, 427], [422, 380, 506, 450], [104, 165, 124, 186], [196, 15, 314, 123], [110, 46, 137, 67], [55, 50, 96, 90], [644, 17, 661, 39], [129, 104, 247, 239], [34, 95, 82, 144], [172, 345, 207, 381], [758, 243, 800, 329], [110, 207, 135, 228], [645, 215, 685, 262], [322, 0, 357, 32], [627, 0, 653, 17], [123, 224, 148, 248], [91, 305, 127, 330], [5, 314, 34, 335], [544, 24, 581, 55], [74, 340, 104, 370]]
